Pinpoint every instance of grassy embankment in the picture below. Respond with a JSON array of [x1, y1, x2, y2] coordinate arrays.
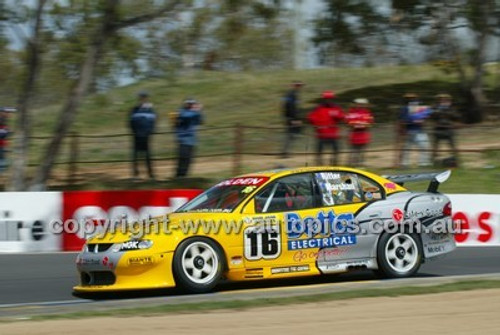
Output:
[[4, 64, 500, 191]]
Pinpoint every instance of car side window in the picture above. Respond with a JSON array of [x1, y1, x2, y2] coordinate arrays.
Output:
[[315, 172, 364, 206], [358, 175, 384, 201], [254, 174, 316, 213]]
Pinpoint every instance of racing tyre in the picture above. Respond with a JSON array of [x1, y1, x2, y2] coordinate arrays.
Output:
[[376, 231, 423, 278], [173, 237, 224, 293]]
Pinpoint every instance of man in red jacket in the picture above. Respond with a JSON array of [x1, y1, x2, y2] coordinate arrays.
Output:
[[307, 91, 344, 165], [345, 98, 374, 166]]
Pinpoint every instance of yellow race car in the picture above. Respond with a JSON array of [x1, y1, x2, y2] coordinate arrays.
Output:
[[74, 167, 455, 293]]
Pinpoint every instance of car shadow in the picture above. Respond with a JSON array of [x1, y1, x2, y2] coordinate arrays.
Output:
[[73, 269, 441, 301]]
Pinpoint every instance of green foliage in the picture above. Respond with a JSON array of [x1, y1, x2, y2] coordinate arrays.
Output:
[[313, 0, 388, 65], [166, 0, 292, 71]]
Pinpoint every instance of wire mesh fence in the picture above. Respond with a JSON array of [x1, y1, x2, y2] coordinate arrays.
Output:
[[1, 123, 499, 187]]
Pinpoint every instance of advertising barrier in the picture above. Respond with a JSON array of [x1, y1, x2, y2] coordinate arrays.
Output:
[[62, 190, 201, 251], [0, 192, 62, 252], [449, 194, 500, 246], [0, 192, 498, 252]]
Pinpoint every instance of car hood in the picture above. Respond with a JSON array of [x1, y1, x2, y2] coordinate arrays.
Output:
[[85, 211, 236, 245]]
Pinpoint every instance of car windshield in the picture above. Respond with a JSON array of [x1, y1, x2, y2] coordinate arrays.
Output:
[[176, 176, 270, 213]]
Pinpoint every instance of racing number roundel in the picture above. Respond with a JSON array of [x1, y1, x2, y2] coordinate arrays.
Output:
[[244, 225, 281, 261]]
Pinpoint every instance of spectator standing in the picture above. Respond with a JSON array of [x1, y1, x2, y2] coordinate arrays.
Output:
[[399, 93, 432, 167], [307, 91, 344, 165], [175, 99, 203, 177], [431, 93, 460, 166], [0, 108, 10, 172], [129, 91, 156, 180], [345, 98, 374, 166], [281, 81, 304, 158]]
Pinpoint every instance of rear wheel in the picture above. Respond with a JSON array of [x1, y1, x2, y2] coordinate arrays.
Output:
[[376, 232, 423, 278], [173, 237, 224, 293]]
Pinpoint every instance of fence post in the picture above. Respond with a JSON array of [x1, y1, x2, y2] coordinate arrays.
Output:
[[67, 131, 79, 185], [394, 121, 402, 168], [233, 124, 244, 176]]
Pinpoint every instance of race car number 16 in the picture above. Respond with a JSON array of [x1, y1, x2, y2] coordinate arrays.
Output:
[[244, 225, 281, 260]]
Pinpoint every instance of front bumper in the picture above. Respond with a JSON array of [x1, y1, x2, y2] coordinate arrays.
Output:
[[73, 249, 176, 292]]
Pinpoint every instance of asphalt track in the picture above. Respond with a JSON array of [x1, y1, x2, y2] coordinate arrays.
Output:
[[0, 247, 499, 308]]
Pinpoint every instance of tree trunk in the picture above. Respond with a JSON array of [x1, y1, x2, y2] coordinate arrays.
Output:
[[29, 0, 120, 190], [441, 0, 489, 124], [467, 4, 490, 124], [29, 0, 182, 189], [10, 0, 46, 191]]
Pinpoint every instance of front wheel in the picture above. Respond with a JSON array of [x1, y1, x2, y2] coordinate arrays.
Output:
[[173, 237, 224, 293], [376, 232, 423, 278]]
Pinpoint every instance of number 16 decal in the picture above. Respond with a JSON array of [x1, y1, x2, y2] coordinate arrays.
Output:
[[244, 225, 281, 260]]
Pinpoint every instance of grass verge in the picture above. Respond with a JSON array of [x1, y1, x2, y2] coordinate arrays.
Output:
[[6, 279, 500, 322]]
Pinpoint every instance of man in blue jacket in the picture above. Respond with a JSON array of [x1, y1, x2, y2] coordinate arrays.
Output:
[[175, 99, 203, 177], [399, 93, 432, 168], [130, 91, 156, 179]]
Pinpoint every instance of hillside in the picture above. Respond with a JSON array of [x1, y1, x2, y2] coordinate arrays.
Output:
[[2, 64, 499, 191]]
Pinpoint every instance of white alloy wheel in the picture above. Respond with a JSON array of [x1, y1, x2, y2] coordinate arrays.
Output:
[[181, 241, 219, 284], [384, 233, 418, 274]]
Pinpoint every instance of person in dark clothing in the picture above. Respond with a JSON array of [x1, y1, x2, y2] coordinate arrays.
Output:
[[129, 91, 157, 179], [0, 108, 10, 172], [175, 99, 203, 177], [431, 93, 460, 166], [307, 91, 345, 165], [281, 81, 304, 158]]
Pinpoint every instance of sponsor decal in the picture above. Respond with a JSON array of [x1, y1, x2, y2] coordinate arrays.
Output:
[[121, 241, 140, 250], [427, 232, 450, 241], [128, 256, 153, 265], [241, 186, 257, 194], [406, 208, 443, 219], [316, 172, 341, 180], [76, 257, 100, 266], [288, 236, 356, 250], [230, 256, 243, 265], [384, 182, 396, 190], [216, 177, 269, 187], [101, 256, 114, 268], [427, 245, 445, 254], [285, 210, 357, 250], [271, 265, 309, 274], [292, 247, 350, 262], [330, 183, 356, 191], [243, 215, 278, 225], [392, 208, 404, 223]]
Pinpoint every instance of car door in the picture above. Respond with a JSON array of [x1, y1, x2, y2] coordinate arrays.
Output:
[[241, 173, 323, 277], [313, 170, 386, 272]]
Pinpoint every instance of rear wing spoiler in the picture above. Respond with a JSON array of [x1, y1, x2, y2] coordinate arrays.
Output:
[[382, 170, 451, 193]]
